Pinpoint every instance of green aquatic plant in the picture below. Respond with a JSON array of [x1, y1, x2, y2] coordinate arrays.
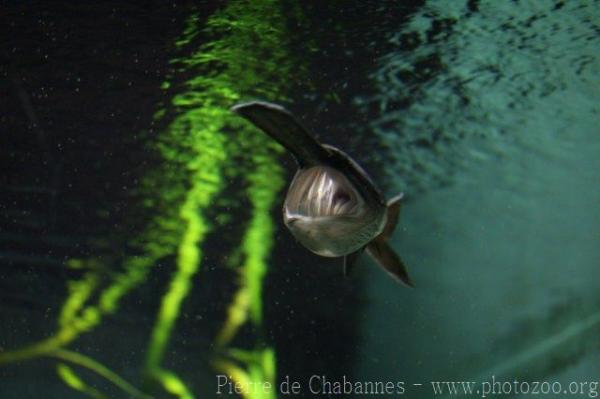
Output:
[[166, 0, 300, 396], [143, 104, 230, 399], [52, 349, 152, 399], [57, 363, 106, 399], [214, 348, 277, 399], [0, 0, 303, 398]]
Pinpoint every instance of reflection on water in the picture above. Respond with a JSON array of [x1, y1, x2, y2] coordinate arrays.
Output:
[[1, 1, 599, 398], [361, 0, 599, 195]]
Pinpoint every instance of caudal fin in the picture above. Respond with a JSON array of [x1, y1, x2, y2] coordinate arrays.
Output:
[[365, 193, 413, 287]]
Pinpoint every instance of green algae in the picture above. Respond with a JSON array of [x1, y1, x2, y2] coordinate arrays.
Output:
[[0, 1, 302, 398]]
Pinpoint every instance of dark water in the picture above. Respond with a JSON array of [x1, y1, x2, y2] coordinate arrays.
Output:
[[2, 1, 599, 398]]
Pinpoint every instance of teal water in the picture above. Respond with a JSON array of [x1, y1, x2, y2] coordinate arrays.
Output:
[[1, 1, 599, 398], [357, 1, 600, 397]]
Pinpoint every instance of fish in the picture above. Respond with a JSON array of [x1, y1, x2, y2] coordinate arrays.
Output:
[[231, 101, 413, 287]]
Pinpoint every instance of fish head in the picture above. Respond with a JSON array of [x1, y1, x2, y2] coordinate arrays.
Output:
[[283, 166, 386, 257]]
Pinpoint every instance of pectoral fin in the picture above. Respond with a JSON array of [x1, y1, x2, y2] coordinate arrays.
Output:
[[366, 238, 413, 287], [343, 249, 363, 277], [382, 193, 403, 239], [231, 101, 330, 167]]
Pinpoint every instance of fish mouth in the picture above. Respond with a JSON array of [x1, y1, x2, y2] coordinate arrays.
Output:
[[285, 165, 365, 218]]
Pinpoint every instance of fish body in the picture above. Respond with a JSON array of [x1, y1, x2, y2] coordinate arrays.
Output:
[[231, 101, 413, 286], [284, 153, 386, 257]]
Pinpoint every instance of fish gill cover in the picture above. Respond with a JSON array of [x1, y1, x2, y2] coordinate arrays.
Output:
[[0, 1, 304, 398]]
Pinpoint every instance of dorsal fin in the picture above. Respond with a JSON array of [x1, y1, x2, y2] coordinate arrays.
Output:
[[231, 101, 330, 167]]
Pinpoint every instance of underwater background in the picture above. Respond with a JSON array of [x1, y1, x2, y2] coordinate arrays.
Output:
[[1, 1, 599, 398]]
